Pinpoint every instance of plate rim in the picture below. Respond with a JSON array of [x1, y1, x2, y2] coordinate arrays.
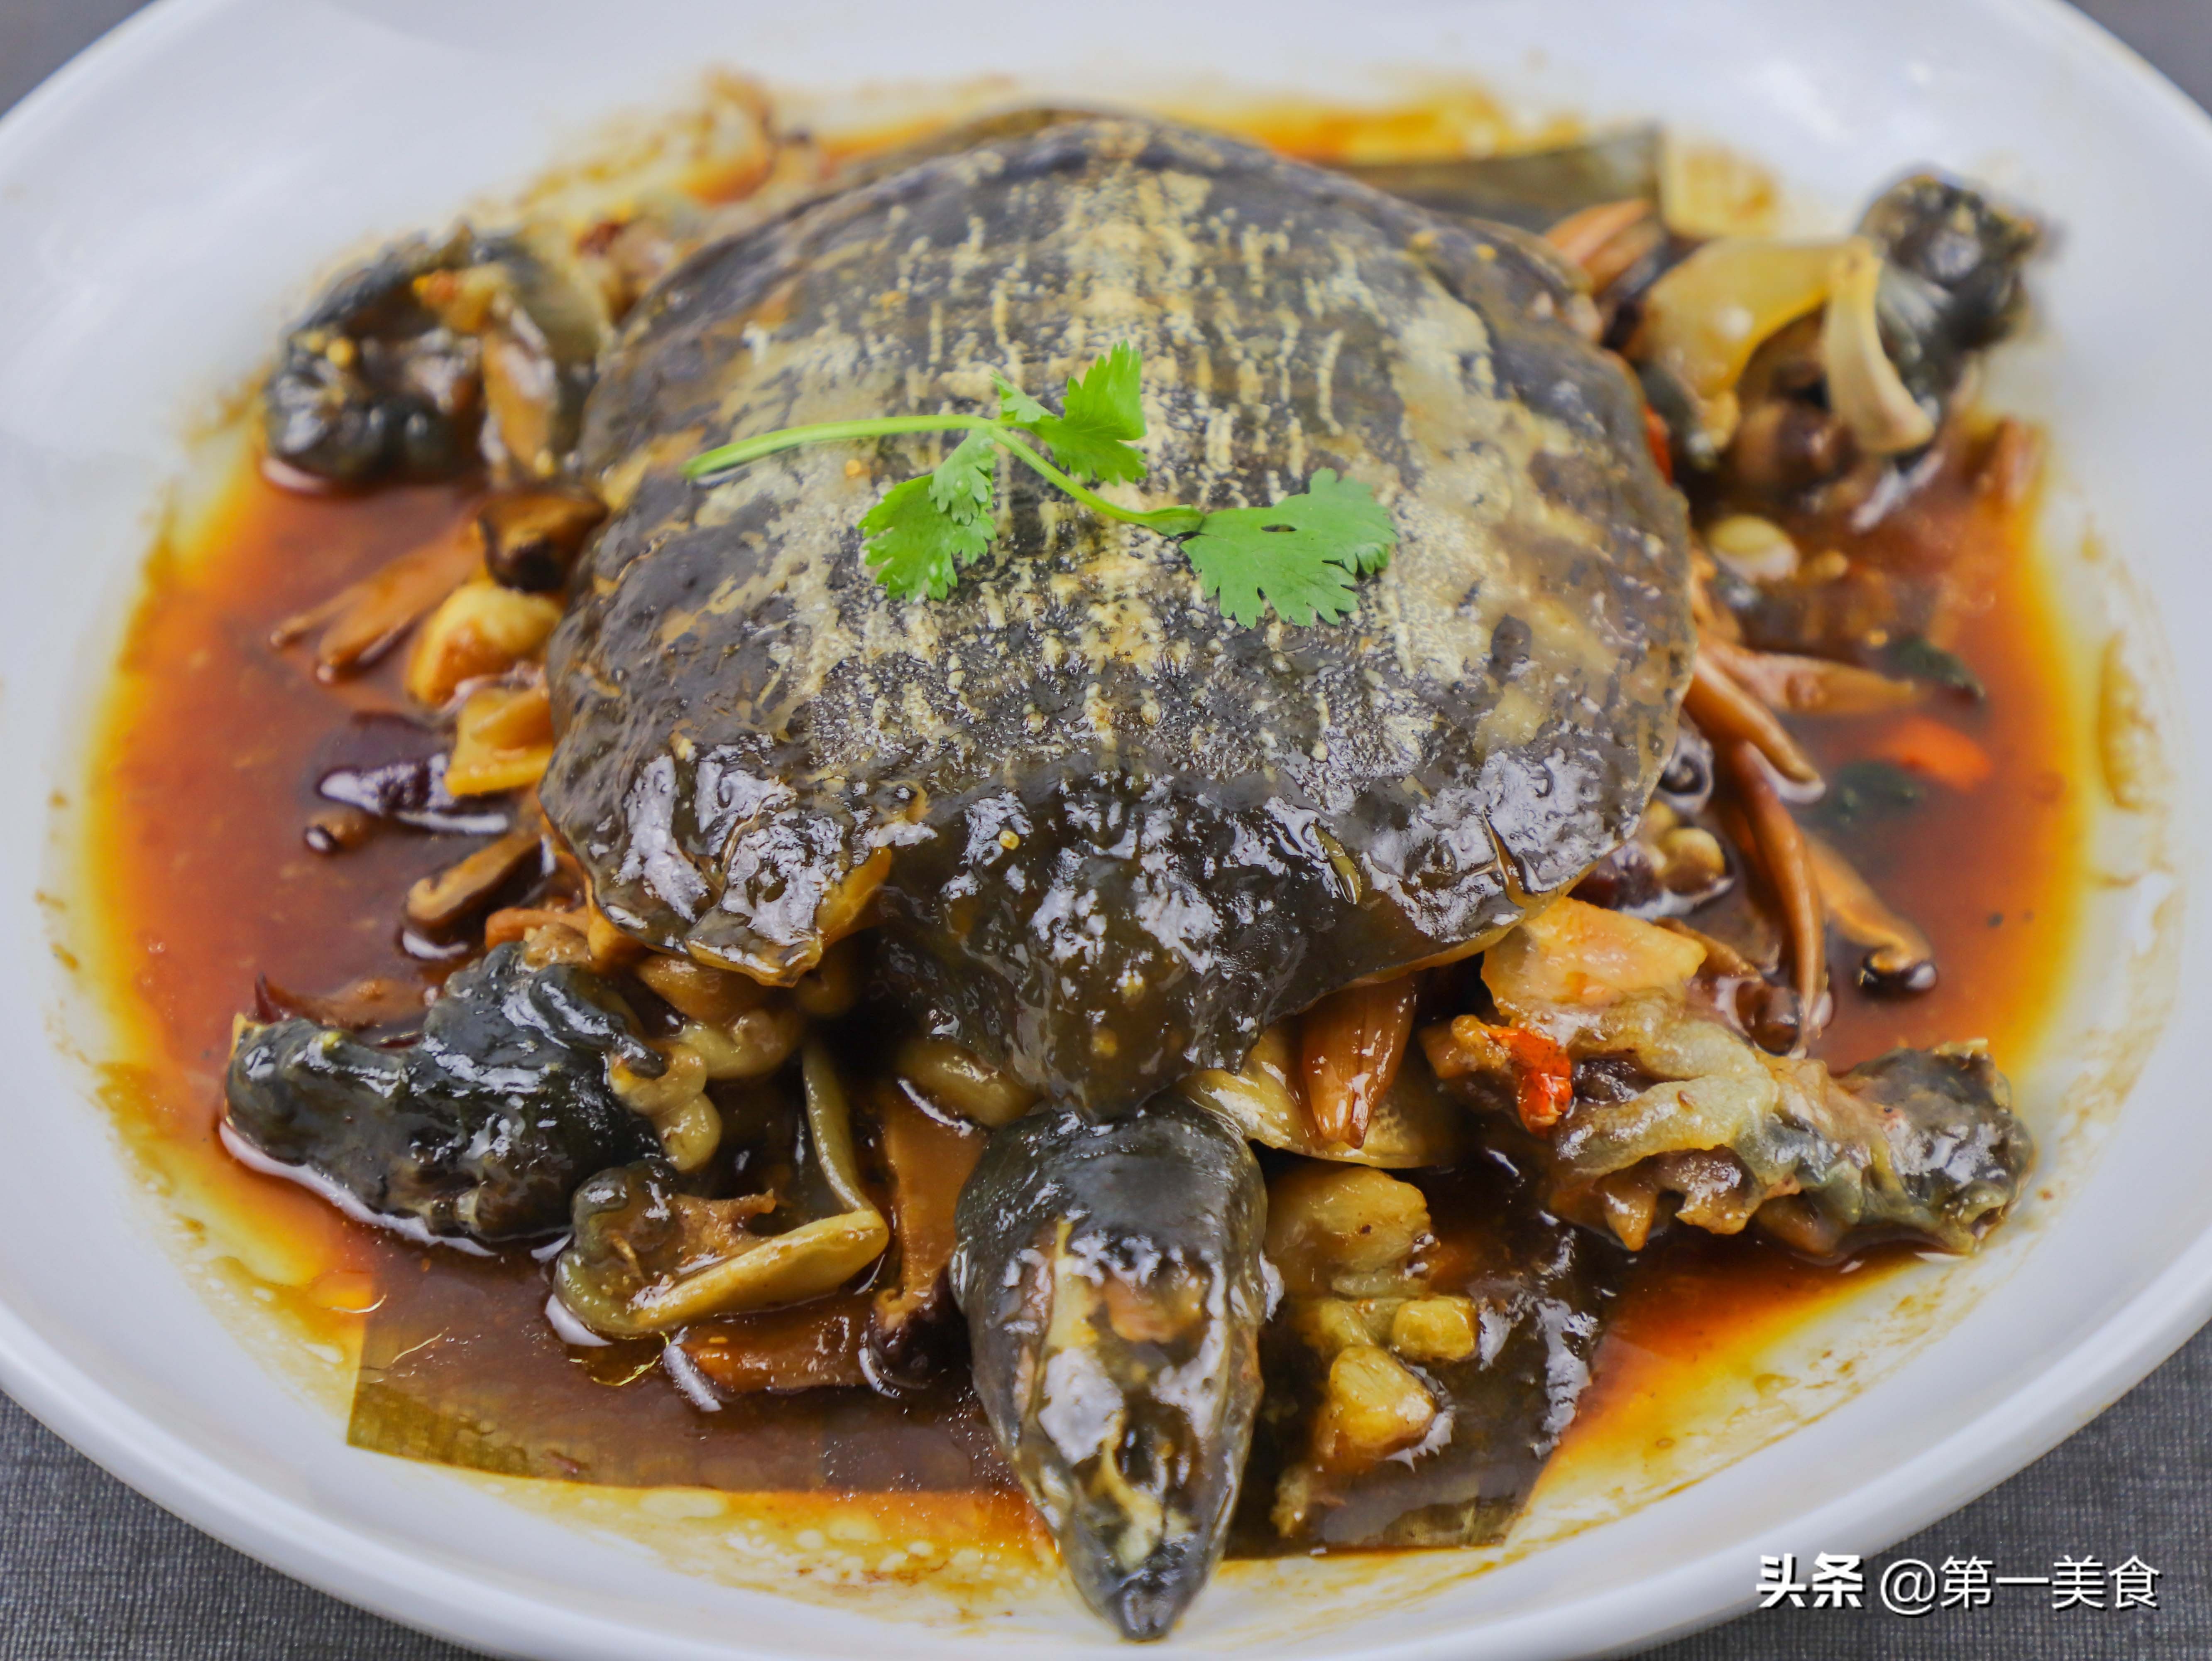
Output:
[[0, 0, 2206, 1656]]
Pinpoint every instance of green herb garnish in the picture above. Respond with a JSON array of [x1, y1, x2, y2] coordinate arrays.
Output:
[[1877, 633, 1987, 701], [683, 344, 1396, 625], [1813, 759, 1926, 832]]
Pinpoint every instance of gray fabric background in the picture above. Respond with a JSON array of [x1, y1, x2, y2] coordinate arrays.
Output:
[[1, 2, 2203, 1656]]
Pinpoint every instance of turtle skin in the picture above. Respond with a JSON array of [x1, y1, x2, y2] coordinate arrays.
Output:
[[543, 114, 1693, 1115]]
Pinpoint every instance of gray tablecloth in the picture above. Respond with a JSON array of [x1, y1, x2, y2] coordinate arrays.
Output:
[[3, 2, 2205, 1655]]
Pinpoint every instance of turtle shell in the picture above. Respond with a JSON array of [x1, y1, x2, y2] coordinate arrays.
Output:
[[543, 115, 1692, 1114]]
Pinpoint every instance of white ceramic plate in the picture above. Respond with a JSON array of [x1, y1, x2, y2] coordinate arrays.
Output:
[[0, 1, 2204, 1656]]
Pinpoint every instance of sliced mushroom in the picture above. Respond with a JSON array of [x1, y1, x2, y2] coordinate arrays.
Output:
[[553, 1041, 889, 1337], [483, 903, 587, 950], [1700, 636, 1923, 717], [1802, 828, 1937, 994], [674, 1296, 873, 1396], [1704, 514, 1800, 583], [270, 515, 484, 676], [790, 936, 863, 1018], [477, 488, 606, 592], [632, 953, 771, 1022], [1544, 198, 1661, 289], [445, 680, 554, 796], [1724, 740, 1828, 1044], [629, 950, 805, 1078], [404, 579, 563, 708], [402, 821, 547, 931], [869, 1083, 987, 1370], [1683, 652, 1822, 786], [677, 1300, 876, 1406], [1822, 240, 1936, 455], [1632, 236, 1847, 453], [893, 1035, 1037, 1128], [252, 973, 426, 1031], [302, 804, 378, 855]]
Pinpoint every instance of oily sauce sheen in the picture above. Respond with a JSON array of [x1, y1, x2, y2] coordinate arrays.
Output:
[[78, 110, 2083, 1558], [81, 429, 2082, 1528]]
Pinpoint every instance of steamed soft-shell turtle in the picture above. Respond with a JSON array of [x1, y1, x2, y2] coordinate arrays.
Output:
[[529, 112, 1692, 1639], [542, 113, 1695, 1113], [208, 109, 2053, 1645]]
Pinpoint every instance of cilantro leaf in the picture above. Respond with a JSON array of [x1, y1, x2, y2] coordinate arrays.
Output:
[[1187, 536, 1361, 627], [860, 475, 989, 600], [1060, 341, 1145, 443], [993, 373, 1052, 429], [700, 347, 1392, 625], [998, 341, 1148, 485], [928, 430, 997, 523], [1290, 469, 1398, 575], [1181, 470, 1398, 626]]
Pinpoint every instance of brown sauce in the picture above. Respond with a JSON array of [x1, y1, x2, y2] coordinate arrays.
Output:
[[76, 424, 2085, 1545], [71, 106, 2088, 1575]]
